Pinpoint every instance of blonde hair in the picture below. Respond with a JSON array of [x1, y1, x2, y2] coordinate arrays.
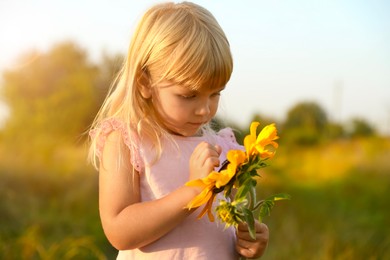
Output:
[[89, 1, 233, 168]]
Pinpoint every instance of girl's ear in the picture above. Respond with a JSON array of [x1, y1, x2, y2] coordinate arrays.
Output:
[[138, 71, 152, 99]]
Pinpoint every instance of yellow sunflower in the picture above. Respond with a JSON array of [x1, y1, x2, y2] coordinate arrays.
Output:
[[244, 122, 279, 159], [186, 169, 236, 221]]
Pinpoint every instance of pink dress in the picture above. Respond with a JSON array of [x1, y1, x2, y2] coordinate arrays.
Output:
[[93, 119, 243, 260]]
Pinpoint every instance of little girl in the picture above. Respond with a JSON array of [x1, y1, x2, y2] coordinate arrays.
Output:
[[89, 2, 269, 259]]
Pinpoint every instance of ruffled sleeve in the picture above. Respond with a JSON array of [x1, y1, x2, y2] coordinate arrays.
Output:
[[90, 118, 144, 172]]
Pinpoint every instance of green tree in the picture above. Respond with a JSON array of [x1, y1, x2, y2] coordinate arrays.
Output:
[[326, 122, 345, 140], [2, 42, 100, 138], [282, 101, 328, 145], [348, 118, 376, 138], [0, 42, 102, 171]]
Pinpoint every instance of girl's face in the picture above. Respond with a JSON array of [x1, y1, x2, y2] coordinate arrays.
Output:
[[151, 82, 224, 136]]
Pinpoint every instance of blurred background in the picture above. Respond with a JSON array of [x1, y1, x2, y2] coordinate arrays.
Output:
[[0, 0, 389, 259]]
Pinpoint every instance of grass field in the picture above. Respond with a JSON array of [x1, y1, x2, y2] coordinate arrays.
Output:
[[1, 137, 389, 259], [260, 137, 390, 260]]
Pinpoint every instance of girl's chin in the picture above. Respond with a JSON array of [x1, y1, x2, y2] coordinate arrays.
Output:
[[168, 127, 203, 137]]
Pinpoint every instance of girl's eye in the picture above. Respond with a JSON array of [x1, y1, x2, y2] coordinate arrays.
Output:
[[180, 94, 196, 99], [211, 91, 221, 97]]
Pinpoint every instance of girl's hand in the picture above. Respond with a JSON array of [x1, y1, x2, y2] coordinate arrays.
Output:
[[236, 221, 269, 259], [189, 142, 222, 181]]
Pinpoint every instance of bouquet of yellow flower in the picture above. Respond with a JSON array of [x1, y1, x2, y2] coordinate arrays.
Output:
[[186, 121, 290, 239]]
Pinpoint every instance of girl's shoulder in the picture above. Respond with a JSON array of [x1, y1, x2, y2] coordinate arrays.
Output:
[[90, 118, 143, 171]]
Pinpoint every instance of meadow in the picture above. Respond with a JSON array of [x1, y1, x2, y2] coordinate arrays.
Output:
[[1, 136, 389, 260], [261, 137, 390, 260], [1, 41, 388, 259]]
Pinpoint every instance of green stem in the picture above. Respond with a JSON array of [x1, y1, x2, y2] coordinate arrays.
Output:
[[249, 186, 256, 211], [250, 186, 257, 211], [253, 200, 265, 211], [258, 214, 263, 224]]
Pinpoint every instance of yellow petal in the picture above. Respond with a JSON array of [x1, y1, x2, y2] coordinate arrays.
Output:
[[206, 202, 215, 222], [215, 169, 234, 188], [227, 150, 246, 166], [257, 123, 279, 145], [244, 135, 255, 157], [186, 187, 213, 209], [251, 123, 279, 158], [250, 121, 260, 137], [185, 179, 207, 187], [244, 121, 260, 156], [197, 193, 216, 221], [258, 150, 275, 159], [270, 141, 279, 148]]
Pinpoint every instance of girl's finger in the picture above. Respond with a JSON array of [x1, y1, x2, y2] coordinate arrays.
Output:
[[237, 222, 269, 242], [235, 243, 257, 259]]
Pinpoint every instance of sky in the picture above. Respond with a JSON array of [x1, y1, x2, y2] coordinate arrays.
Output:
[[0, 0, 390, 134]]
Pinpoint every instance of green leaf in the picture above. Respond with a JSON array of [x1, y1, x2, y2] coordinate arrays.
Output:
[[242, 208, 256, 240], [258, 193, 291, 221], [251, 178, 257, 187], [259, 200, 275, 219], [235, 183, 251, 201], [235, 178, 255, 200], [224, 184, 233, 198], [267, 193, 291, 201], [237, 171, 252, 186]]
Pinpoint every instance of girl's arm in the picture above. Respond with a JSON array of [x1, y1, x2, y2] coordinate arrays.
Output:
[[99, 131, 219, 250]]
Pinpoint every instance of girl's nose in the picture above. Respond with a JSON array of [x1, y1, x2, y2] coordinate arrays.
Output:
[[195, 99, 210, 116]]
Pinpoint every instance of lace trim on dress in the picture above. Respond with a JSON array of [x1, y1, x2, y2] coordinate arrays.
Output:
[[90, 118, 143, 172], [217, 127, 238, 144]]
